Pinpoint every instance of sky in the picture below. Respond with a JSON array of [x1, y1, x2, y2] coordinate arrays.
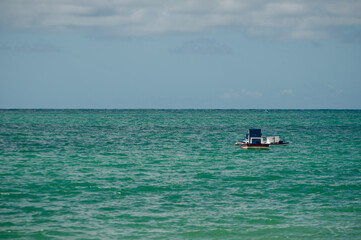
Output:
[[0, 0, 361, 109]]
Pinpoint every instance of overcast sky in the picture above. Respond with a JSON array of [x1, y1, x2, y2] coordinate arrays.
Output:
[[1, 0, 361, 109]]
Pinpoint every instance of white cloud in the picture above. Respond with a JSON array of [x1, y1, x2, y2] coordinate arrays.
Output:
[[241, 89, 263, 99], [280, 89, 294, 96], [220, 89, 241, 100], [221, 89, 263, 100], [1, 0, 361, 40], [171, 38, 233, 55], [0, 42, 60, 52]]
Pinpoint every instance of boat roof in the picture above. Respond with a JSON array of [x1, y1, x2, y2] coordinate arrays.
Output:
[[248, 129, 262, 137]]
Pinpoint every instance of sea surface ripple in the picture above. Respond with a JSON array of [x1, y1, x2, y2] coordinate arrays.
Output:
[[1, 110, 361, 239]]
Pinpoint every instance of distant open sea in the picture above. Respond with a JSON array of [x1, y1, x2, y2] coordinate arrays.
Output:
[[1, 109, 361, 239]]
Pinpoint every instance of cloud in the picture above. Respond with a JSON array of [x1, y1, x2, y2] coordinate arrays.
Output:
[[170, 38, 232, 55], [279, 89, 295, 96], [1, 0, 361, 40], [0, 42, 60, 52], [221, 89, 263, 100], [241, 89, 263, 99], [327, 84, 343, 95], [220, 89, 241, 100]]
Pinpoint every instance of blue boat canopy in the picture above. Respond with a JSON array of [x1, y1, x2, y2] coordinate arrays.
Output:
[[248, 129, 262, 138]]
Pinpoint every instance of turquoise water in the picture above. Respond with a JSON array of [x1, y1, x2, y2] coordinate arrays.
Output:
[[1, 109, 361, 239]]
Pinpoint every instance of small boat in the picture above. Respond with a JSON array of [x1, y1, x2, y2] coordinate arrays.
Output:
[[238, 129, 269, 149], [236, 129, 289, 149]]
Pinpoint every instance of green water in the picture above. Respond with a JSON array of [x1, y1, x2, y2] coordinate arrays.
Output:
[[1, 110, 361, 239]]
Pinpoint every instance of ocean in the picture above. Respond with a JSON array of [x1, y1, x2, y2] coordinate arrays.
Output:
[[1, 109, 360, 239]]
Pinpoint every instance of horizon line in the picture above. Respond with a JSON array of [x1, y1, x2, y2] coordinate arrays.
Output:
[[1, 108, 360, 111]]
